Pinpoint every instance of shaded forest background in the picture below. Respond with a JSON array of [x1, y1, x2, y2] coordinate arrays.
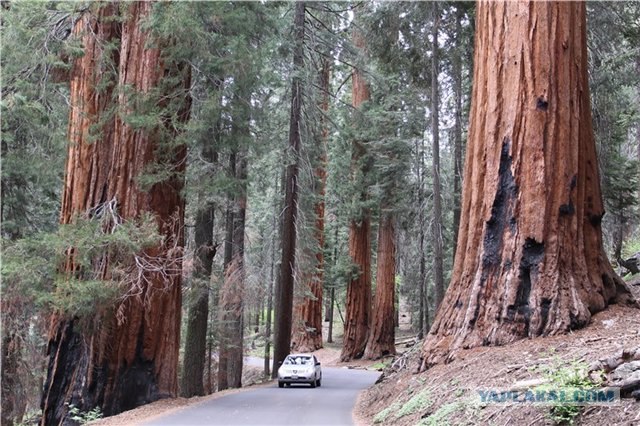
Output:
[[2, 1, 639, 424]]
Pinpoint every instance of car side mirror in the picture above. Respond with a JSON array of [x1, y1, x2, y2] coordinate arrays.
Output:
[[316, 362, 321, 366]]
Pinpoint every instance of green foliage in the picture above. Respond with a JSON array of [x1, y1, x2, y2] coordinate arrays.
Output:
[[373, 400, 403, 424], [397, 389, 432, 418], [372, 390, 431, 424], [535, 359, 596, 425], [587, 2, 640, 259], [1, 2, 73, 239], [418, 401, 467, 426], [67, 404, 103, 424], [623, 238, 640, 259], [2, 212, 160, 321]]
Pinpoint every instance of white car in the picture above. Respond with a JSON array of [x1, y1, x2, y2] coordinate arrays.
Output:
[[277, 354, 322, 388]]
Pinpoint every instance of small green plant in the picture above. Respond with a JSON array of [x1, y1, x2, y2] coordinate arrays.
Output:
[[67, 404, 103, 424], [535, 359, 595, 425], [418, 400, 465, 426], [369, 362, 387, 371], [373, 400, 402, 424], [397, 389, 431, 418]]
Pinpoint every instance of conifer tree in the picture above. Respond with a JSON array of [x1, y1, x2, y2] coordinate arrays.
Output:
[[41, 3, 191, 422], [273, 0, 306, 375], [422, 0, 636, 369], [341, 21, 373, 362]]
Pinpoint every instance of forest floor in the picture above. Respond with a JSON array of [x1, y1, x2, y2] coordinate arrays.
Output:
[[356, 278, 640, 426], [90, 280, 640, 426]]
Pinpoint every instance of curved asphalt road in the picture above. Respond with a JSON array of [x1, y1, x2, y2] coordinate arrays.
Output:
[[144, 364, 379, 426]]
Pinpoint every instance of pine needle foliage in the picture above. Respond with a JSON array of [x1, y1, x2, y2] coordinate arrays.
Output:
[[2, 210, 160, 323]]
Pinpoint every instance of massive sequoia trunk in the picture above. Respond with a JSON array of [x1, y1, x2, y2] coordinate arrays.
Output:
[[41, 3, 191, 424], [421, 1, 636, 369], [291, 57, 330, 353], [363, 214, 396, 360], [341, 29, 372, 362]]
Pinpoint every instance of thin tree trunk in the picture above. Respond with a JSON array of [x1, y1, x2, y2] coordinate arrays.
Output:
[[431, 2, 445, 313], [271, 167, 286, 379], [363, 214, 397, 360], [41, 3, 191, 423], [273, 0, 305, 376], [264, 205, 277, 377], [327, 287, 335, 344], [181, 203, 216, 397], [327, 223, 339, 344], [452, 6, 464, 263], [417, 138, 429, 339], [1, 331, 26, 426], [226, 153, 247, 389], [421, 1, 637, 370], [181, 111, 220, 397], [217, 152, 236, 392]]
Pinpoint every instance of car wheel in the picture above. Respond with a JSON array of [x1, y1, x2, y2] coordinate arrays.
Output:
[[310, 379, 316, 388], [316, 378, 321, 387], [278, 381, 284, 388]]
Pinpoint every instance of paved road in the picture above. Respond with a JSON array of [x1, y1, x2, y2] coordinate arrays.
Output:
[[144, 366, 380, 426]]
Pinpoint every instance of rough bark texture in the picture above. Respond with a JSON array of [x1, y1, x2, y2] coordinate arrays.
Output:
[[181, 87, 221, 397], [218, 142, 247, 390], [226, 154, 247, 389], [363, 214, 397, 360], [41, 3, 190, 424], [181, 203, 216, 397], [291, 58, 330, 353], [217, 153, 236, 392], [2, 331, 26, 426], [417, 139, 429, 339], [341, 29, 372, 362], [431, 3, 445, 312], [452, 7, 464, 263], [273, 0, 305, 375], [421, 1, 637, 370]]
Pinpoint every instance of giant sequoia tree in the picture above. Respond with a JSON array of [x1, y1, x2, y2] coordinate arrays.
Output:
[[41, 3, 191, 423], [341, 26, 373, 362], [421, 0, 636, 369]]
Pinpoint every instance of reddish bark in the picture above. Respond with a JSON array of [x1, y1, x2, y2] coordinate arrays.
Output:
[[421, 1, 636, 370], [41, 3, 191, 423], [363, 214, 397, 360], [291, 58, 330, 353], [341, 29, 372, 362]]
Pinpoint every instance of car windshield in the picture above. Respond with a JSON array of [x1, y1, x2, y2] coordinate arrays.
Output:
[[284, 356, 313, 365]]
